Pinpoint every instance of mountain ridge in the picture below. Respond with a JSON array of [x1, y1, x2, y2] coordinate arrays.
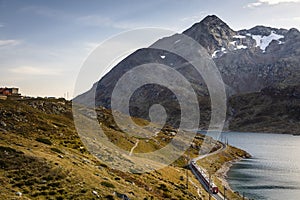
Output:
[[75, 15, 300, 133]]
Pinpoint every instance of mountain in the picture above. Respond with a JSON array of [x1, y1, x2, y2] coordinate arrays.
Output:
[[185, 15, 300, 94], [75, 15, 300, 133]]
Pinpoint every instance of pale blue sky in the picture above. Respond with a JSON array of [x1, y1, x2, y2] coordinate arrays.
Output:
[[1, 0, 300, 98]]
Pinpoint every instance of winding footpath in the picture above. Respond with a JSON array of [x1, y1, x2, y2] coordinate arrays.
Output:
[[190, 142, 227, 200], [129, 139, 139, 156]]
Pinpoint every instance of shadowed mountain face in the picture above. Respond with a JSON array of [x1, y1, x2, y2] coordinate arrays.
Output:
[[75, 15, 300, 132], [92, 46, 212, 129], [228, 84, 300, 134]]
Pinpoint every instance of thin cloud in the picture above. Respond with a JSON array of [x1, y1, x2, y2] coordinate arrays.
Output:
[[20, 5, 71, 21], [21, 6, 139, 30], [180, 12, 209, 23], [0, 23, 4, 28], [77, 15, 143, 29], [276, 16, 300, 21], [0, 40, 21, 47], [247, 0, 300, 7], [10, 66, 62, 76], [77, 15, 111, 26], [84, 42, 100, 53]]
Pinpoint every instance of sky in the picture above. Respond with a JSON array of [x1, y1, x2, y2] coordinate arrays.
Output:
[[1, 0, 300, 98]]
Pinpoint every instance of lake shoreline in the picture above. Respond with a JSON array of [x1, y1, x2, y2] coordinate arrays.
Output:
[[216, 157, 243, 192], [198, 129, 298, 135], [197, 141, 251, 199], [220, 132, 300, 200]]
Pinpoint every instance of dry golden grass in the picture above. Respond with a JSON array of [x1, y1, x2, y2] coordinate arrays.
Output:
[[0, 99, 249, 199]]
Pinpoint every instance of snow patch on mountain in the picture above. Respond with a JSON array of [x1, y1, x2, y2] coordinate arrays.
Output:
[[233, 35, 246, 39], [228, 40, 247, 51], [252, 35, 262, 48], [251, 31, 284, 51], [174, 39, 181, 44], [236, 44, 248, 50], [212, 47, 227, 58], [212, 50, 220, 58]]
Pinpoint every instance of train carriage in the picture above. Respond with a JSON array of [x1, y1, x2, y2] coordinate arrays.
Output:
[[190, 161, 219, 194]]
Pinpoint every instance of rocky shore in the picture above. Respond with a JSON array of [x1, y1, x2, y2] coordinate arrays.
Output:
[[198, 144, 251, 199]]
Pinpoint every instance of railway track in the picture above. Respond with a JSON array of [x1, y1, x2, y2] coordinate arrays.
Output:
[[189, 142, 227, 200]]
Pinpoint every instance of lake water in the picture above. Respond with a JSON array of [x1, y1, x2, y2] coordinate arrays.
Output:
[[224, 132, 300, 200]]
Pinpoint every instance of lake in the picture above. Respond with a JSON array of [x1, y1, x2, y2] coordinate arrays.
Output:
[[224, 132, 300, 200]]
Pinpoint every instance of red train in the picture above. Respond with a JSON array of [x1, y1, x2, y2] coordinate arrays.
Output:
[[190, 160, 219, 194]]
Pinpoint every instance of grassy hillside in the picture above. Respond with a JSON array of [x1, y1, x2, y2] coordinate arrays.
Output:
[[0, 98, 248, 199]]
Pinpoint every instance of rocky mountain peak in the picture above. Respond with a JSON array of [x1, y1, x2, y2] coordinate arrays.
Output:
[[286, 28, 300, 39], [240, 25, 288, 37], [183, 15, 236, 54], [288, 28, 300, 33], [200, 15, 231, 28]]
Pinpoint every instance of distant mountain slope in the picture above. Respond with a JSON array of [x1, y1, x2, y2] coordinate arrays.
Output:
[[228, 84, 300, 134], [75, 15, 300, 133]]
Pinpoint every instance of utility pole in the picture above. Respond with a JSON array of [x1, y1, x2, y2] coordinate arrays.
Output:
[[223, 186, 227, 200], [186, 167, 189, 189], [208, 173, 211, 200], [186, 156, 189, 190]]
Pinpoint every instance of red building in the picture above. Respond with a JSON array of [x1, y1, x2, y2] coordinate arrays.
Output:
[[0, 87, 20, 96]]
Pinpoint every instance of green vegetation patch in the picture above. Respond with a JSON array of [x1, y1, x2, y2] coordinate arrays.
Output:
[[36, 137, 52, 145], [100, 181, 115, 188], [50, 147, 64, 154]]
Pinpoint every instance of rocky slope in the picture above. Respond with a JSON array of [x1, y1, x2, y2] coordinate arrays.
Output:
[[75, 15, 300, 134], [228, 84, 300, 134]]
